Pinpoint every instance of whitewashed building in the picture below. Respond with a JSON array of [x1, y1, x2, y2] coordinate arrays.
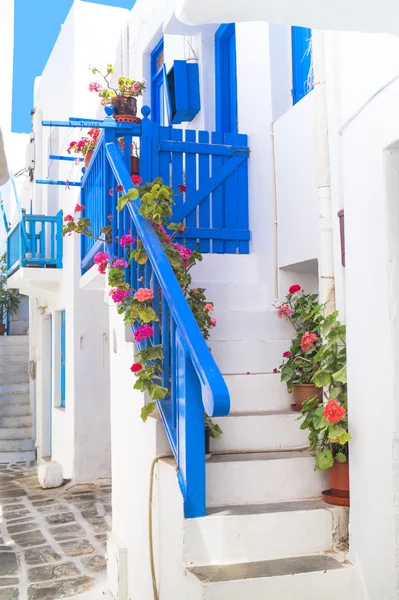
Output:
[[5, 0, 399, 598]]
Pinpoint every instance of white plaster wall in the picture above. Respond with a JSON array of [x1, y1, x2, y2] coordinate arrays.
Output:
[[274, 91, 320, 269], [30, 0, 129, 480], [325, 30, 399, 600]]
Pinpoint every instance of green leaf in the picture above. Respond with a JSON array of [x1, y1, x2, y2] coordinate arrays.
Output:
[[312, 370, 331, 387], [315, 448, 334, 470], [281, 366, 294, 382], [328, 386, 341, 400], [335, 452, 347, 463], [117, 188, 139, 211], [137, 306, 159, 323], [136, 345, 164, 363], [332, 365, 347, 384], [133, 249, 148, 265], [141, 402, 156, 422], [148, 384, 169, 401]]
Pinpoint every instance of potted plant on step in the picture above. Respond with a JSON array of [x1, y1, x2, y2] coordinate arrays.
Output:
[[67, 128, 100, 168], [300, 310, 350, 506], [0, 253, 21, 335], [276, 286, 324, 411], [117, 138, 140, 177], [89, 64, 146, 122]]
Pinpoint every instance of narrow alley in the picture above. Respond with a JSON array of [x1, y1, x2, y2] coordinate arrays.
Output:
[[0, 462, 112, 600]]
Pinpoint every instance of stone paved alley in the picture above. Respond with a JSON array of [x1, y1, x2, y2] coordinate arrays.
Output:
[[0, 462, 113, 599]]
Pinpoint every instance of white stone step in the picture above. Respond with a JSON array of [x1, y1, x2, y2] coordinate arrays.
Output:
[[191, 282, 269, 311], [0, 354, 29, 365], [0, 335, 29, 345], [0, 438, 35, 452], [187, 556, 359, 600], [211, 411, 308, 453], [225, 374, 291, 412], [0, 450, 36, 464], [0, 383, 29, 395], [206, 451, 327, 507], [209, 340, 289, 374], [0, 414, 32, 428], [0, 426, 33, 440], [0, 372, 29, 384], [0, 363, 28, 374], [0, 344, 28, 356], [0, 403, 31, 417], [184, 500, 332, 566], [210, 311, 292, 341]]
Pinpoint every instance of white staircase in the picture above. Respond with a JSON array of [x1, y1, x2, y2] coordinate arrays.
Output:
[[156, 270, 361, 599], [0, 335, 35, 463]]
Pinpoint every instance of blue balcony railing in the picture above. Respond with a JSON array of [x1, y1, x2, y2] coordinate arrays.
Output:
[[7, 210, 63, 277]]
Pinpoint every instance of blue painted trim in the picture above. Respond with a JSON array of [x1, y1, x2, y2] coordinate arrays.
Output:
[[60, 311, 66, 409], [36, 180, 82, 187], [151, 38, 165, 124], [215, 24, 237, 134], [42, 120, 142, 134], [49, 155, 83, 162], [291, 27, 313, 104]]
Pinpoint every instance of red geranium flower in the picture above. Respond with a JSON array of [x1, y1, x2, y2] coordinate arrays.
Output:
[[178, 184, 186, 193], [289, 284, 301, 294], [130, 363, 143, 373], [131, 175, 142, 185], [301, 332, 318, 352], [283, 351, 291, 358], [109, 189, 113, 196], [324, 400, 346, 423], [116, 184, 124, 192], [63, 214, 74, 223], [74, 204, 84, 213]]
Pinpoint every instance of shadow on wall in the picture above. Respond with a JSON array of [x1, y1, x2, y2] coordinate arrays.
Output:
[[9, 294, 29, 335]]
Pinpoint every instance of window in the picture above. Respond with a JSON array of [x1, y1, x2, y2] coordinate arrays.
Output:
[[215, 24, 237, 134], [291, 27, 313, 105], [60, 310, 66, 408], [151, 38, 165, 124]]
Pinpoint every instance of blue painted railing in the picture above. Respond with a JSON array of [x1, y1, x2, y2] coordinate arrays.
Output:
[[7, 210, 63, 276], [80, 108, 232, 517]]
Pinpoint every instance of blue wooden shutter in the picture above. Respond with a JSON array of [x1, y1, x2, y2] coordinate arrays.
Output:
[[60, 310, 66, 408], [291, 27, 313, 105], [215, 24, 238, 134], [151, 38, 165, 124]]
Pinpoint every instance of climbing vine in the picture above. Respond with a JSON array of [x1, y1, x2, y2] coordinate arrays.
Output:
[[63, 178, 222, 438]]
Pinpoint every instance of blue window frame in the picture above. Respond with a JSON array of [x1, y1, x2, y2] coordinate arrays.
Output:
[[215, 24, 237, 134], [151, 38, 165, 124], [291, 27, 313, 105], [60, 310, 66, 408]]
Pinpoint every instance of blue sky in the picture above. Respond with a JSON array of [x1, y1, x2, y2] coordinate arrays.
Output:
[[12, 0, 135, 133]]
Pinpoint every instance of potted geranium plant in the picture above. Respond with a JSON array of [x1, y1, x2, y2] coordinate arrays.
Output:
[[0, 253, 21, 335], [300, 310, 350, 505], [67, 128, 100, 168], [117, 138, 140, 177], [276, 286, 324, 411], [89, 64, 146, 122]]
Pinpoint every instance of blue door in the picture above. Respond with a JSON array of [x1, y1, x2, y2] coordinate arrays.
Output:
[[291, 27, 313, 104], [60, 310, 66, 408], [215, 24, 238, 134], [151, 38, 165, 124]]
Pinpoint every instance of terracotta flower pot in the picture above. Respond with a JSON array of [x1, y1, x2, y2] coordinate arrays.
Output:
[[111, 96, 139, 122], [291, 383, 323, 412], [84, 150, 93, 168], [130, 156, 140, 176], [328, 460, 349, 498], [0, 324, 5, 336]]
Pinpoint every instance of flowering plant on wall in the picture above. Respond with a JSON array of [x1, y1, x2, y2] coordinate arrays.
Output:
[[62, 177, 222, 439], [89, 64, 146, 105], [67, 129, 100, 156], [275, 286, 323, 390]]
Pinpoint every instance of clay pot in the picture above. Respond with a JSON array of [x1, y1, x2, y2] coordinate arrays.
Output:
[[112, 95, 137, 118], [328, 460, 349, 498], [83, 151, 93, 168], [205, 428, 212, 459], [131, 156, 140, 176], [0, 323, 5, 336], [291, 383, 323, 412]]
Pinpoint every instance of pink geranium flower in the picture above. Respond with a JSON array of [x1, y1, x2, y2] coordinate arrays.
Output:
[[277, 304, 293, 319], [203, 303, 214, 312], [120, 234, 135, 247], [210, 318, 217, 327], [64, 214, 74, 223], [134, 288, 154, 303], [301, 332, 318, 352], [134, 325, 154, 343]]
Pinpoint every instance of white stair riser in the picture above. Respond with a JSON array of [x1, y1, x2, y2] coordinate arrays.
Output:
[[0, 345, 28, 356], [0, 439, 35, 452], [0, 384, 29, 395], [0, 354, 29, 365], [192, 566, 359, 600], [191, 282, 269, 311], [0, 336, 29, 346], [212, 413, 308, 453], [0, 451, 36, 463], [0, 363, 28, 374], [0, 415, 32, 428], [209, 341, 289, 374], [191, 255, 258, 283], [0, 404, 31, 417], [0, 427, 33, 440], [225, 374, 291, 412], [0, 373, 29, 384], [206, 456, 327, 506], [210, 311, 293, 342], [184, 509, 332, 566]]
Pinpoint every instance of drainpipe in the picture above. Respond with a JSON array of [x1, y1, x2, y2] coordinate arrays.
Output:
[[313, 31, 335, 311]]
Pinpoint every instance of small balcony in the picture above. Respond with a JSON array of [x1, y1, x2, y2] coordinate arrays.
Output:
[[6, 210, 63, 295]]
